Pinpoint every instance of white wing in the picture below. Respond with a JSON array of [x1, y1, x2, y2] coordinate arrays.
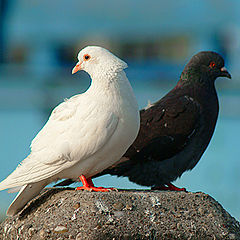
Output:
[[0, 94, 119, 190]]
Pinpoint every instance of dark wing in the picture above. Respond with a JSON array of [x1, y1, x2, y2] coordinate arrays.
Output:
[[131, 94, 200, 159], [94, 93, 201, 178]]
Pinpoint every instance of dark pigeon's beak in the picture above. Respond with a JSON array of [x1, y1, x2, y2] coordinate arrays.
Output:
[[220, 67, 231, 79]]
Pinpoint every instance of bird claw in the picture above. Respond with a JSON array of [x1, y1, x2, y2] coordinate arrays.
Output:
[[75, 186, 117, 192], [76, 175, 118, 192], [152, 183, 187, 192], [107, 187, 118, 192]]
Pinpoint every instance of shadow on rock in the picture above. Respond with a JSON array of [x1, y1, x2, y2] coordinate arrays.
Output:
[[19, 187, 74, 220]]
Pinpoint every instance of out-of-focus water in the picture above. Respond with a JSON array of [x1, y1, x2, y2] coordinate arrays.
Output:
[[0, 71, 239, 221]]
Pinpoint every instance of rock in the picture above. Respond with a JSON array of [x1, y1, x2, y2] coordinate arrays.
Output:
[[39, 229, 46, 239], [112, 201, 124, 210], [54, 226, 68, 233], [0, 188, 240, 240]]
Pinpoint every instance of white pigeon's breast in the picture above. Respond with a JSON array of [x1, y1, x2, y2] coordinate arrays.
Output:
[[28, 70, 140, 183], [59, 82, 140, 179]]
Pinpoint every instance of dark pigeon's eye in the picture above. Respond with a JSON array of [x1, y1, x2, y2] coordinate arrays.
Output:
[[84, 54, 90, 61], [209, 62, 216, 68]]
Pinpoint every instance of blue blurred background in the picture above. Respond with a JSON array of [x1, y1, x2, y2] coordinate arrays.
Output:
[[0, 0, 240, 221]]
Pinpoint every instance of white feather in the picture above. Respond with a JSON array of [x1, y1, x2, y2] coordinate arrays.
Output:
[[7, 180, 48, 216], [7, 186, 22, 193], [0, 46, 140, 215]]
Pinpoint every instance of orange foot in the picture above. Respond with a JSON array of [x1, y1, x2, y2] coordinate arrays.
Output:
[[75, 175, 117, 192], [152, 183, 187, 192]]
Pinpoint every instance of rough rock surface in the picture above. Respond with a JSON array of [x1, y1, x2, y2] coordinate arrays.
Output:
[[0, 188, 239, 240]]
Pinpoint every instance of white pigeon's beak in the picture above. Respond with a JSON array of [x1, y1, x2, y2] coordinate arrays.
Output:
[[72, 62, 82, 74]]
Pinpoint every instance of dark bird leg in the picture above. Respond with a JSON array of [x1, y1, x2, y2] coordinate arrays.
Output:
[[76, 175, 117, 192], [152, 183, 187, 192]]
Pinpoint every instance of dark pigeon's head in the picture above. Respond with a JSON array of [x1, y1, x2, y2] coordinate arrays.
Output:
[[181, 51, 231, 83]]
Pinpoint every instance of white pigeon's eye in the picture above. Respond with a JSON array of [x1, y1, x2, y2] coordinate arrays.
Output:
[[83, 54, 91, 61]]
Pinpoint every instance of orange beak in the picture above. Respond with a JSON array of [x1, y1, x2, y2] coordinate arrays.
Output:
[[72, 62, 82, 74]]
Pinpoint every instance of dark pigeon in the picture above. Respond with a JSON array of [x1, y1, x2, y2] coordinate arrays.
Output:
[[55, 51, 231, 191]]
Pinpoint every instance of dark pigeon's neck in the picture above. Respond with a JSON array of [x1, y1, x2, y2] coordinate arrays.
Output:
[[171, 68, 218, 111], [176, 67, 215, 91]]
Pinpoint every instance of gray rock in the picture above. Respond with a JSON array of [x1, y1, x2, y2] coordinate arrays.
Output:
[[0, 188, 240, 240]]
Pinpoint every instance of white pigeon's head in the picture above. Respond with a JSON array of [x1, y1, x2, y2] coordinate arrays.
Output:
[[72, 46, 128, 76]]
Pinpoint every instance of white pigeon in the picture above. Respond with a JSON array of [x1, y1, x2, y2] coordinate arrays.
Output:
[[0, 46, 140, 216]]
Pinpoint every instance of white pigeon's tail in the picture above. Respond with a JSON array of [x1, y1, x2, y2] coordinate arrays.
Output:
[[6, 180, 48, 216]]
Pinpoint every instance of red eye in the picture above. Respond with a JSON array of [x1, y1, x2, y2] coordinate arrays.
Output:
[[83, 54, 90, 61], [209, 62, 216, 68]]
